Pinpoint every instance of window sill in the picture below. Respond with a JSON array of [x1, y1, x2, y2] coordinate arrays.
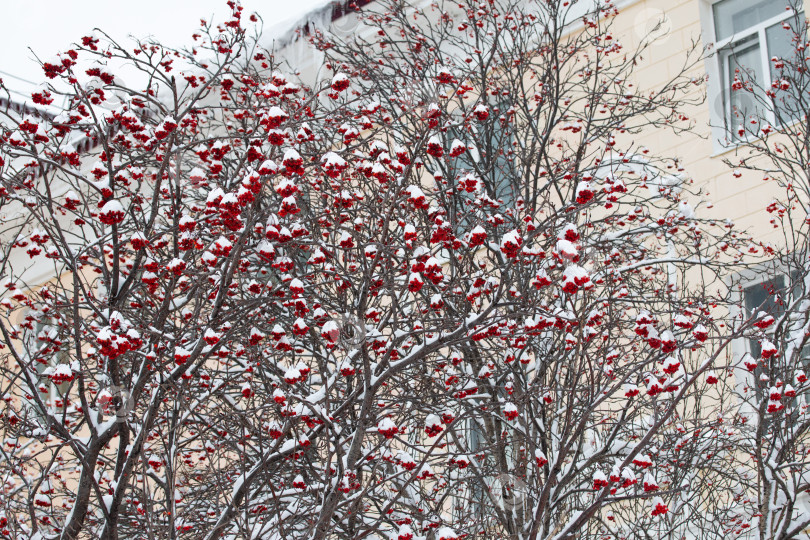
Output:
[[709, 117, 803, 158]]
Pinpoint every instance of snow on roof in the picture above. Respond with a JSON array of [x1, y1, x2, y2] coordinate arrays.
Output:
[[0, 0, 373, 109], [260, 0, 379, 86], [263, 0, 334, 47], [0, 70, 42, 106], [262, 0, 375, 50]]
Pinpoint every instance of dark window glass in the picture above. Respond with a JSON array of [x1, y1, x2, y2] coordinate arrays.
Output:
[[743, 273, 810, 401], [447, 104, 517, 233]]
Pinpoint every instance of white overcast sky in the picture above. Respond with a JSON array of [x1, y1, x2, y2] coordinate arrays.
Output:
[[0, 0, 330, 90]]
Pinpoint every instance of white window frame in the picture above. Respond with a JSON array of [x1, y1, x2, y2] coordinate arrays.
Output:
[[699, 0, 803, 154]]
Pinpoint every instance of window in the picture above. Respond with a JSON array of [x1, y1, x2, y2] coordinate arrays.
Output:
[[20, 311, 70, 426], [446, 104, 518, 233], [458, 406, 524, 523], [466, 418, 486, 519], [703, 0, 803, 145], [741, 273, 810, 401], [743, 275, 792, 358]]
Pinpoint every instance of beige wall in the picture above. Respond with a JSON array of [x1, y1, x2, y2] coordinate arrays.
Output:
[[612, 0, 810, 248]]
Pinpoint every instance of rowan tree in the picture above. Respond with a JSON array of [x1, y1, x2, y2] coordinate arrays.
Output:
[[0, 0, 760, 539]]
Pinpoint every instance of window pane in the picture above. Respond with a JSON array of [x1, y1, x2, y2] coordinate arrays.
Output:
[[744, 276, 788, 317], [723, 37, 769, 138], [767, 17, 802, 124], [448, 130, 481, 232], [713, 0, 792, 41], [448, 107, 517, 233], [744, 275, 809, 403], [468, 420, 485, 516], [745, 277, 785, 401]]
